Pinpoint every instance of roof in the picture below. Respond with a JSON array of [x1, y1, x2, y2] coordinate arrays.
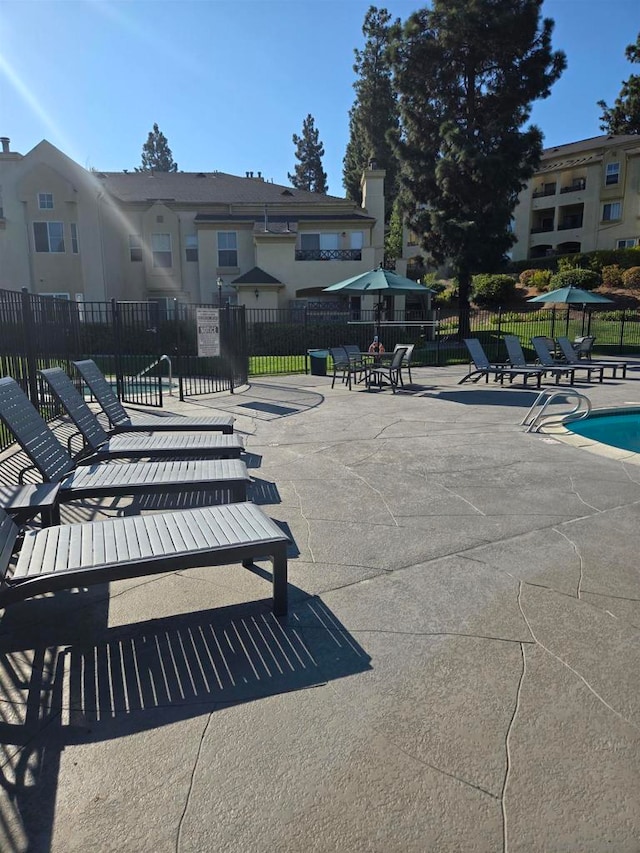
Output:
[[95, 170, 353, 206], [233, 267, 282, 285]]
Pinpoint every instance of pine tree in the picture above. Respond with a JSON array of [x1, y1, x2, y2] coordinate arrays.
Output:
[[136, 123, 178, 172], [384, 198, 404, 266], [343, 6, 401, 213], [391, 0, 565, 337], [288, 115, 328, 193], [598, 33, 640, 135]]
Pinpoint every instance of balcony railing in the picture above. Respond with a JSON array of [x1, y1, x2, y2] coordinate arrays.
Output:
[[560, 180, 586, 194], [295, 249, 362, 261], [532, 186, 556, 198], [558, 219, 583, 230], [531, 225, 554, 234]]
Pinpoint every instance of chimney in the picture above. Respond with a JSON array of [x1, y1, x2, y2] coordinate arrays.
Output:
[[249, 171, 254, 178], [257, 171, 262, 179], [0, 138, 10, 154], [245, 171, 250, 178]]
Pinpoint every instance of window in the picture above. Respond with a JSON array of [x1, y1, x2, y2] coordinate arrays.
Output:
[[38, 192, 53, 209], [218, 231, 237, 266], [70, 223, 79, 254], [300, 233, 339, 251], [617, 238, 637, 249], [350, 231, 363, 250], [185, 234, 198, 262], [605, 163, 620, 186], [33, 221, 65, 252], [129, 235, 142, 262], [42, 292, 70, 300], [602, 202, 622, 221], [152, 233, 172, 267]]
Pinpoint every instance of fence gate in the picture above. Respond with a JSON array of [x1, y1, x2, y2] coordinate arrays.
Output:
[[176, 304, 247, 399], [112, 300, 164, 408]]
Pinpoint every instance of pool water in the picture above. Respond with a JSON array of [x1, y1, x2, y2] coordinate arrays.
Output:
[[568, 410, 640, 453]]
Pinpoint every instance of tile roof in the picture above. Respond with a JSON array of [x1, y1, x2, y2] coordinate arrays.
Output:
[[95, 170, 354, 206]]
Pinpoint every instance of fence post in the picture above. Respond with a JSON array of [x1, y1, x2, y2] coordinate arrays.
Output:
[[619, 310, 626, 354], [111, 298, 124, 399], [550, 306, 556, 339], [21, 288, 39, 405], [496, 306, 503, 358], [435, 307, 441, 366]]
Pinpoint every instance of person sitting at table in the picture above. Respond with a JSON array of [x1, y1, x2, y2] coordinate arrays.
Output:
[[368, 336, 385, 354]]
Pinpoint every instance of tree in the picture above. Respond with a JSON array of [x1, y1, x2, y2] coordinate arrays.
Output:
[[288, 115, 328, 193], [384, 198, 404, 265], [598, 33, 640, 135], [343, 6, 401, 214], [136, 123, 178, 172], [391, 0, 565, 337]]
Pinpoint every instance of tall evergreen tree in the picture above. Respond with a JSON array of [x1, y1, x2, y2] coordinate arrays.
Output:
[[391, 0, 565, 336], [288, 115, 328, 193], [343, 6, 400, 213], [136, 123, 178, 172], [598, 33, 640, 135]]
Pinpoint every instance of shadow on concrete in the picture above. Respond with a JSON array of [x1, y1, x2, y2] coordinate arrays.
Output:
[[427, 388, 565, 408], [0, 588, 369, 852], [249, 478, 281, 505]]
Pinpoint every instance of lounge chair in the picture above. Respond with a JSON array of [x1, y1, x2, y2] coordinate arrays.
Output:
[[556, 336, 629, 379], [531, 337, 604, 383], [39, 368, 243, 462], [0, 502, 289, 614], [365, 347, 407, 393], [503, 335, 574, 385], [0, 377, 250, 504], [72, 359, 234, 434], [572, 335, 595, 360], [459, 339, 543, 387]]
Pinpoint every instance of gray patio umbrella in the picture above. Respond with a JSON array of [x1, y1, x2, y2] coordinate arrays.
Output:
[[323, 267, 435, 339], [527, 285, 613, 335]]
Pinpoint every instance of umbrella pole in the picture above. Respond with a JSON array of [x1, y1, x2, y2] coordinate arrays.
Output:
[[565, 307, 570, 337]]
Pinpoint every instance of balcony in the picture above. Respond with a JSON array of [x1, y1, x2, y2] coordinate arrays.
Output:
[[532, 185, 556, 199], [531, 225, 554, 234], [295, 249, 362, 261], [558, 216, 583, 231], [560, 179, 586, 194]]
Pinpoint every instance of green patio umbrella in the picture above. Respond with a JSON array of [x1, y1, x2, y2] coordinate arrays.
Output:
[[323, 267, 435, 339], [527, 285, 613, 336], [526, 285, 613, 305]]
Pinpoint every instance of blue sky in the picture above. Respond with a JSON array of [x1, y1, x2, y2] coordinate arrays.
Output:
[[1, 0, 638, 195]]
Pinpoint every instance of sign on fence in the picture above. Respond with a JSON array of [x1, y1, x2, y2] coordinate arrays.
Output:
[[196, 308, 220, 357]]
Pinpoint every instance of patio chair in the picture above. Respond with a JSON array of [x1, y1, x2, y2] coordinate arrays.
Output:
[[531, 337, 604, 383], [39, 368, 243, 462], [556, 337, 629, 379], [459, 339, 543, 387], [330, 347, 362, 390], [387, 343, 416, 385], [503, 335, 574, 385], [0, 377, 250, 505], [365, 347, 407, 393], [343, 345, 368, 382], [572, 336, 595, 360], [72, 359, 234, 434], [0, 502, 289, 614]]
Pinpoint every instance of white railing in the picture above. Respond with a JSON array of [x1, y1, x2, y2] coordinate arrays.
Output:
[[136, 354, 173, 395], [521, 389, 591, 433]]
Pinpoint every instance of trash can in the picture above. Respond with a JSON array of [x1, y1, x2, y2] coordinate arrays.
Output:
[[307, 349, 329, 376]]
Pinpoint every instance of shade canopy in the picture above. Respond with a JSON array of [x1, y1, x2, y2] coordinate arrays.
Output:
[[323, 267, 435, 295], [527, 285, 613, 305]]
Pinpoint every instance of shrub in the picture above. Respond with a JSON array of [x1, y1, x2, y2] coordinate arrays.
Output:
[[600, 264, 624, 288], [557, 255, 582, 272], [518, 269, 538, 287], [471, 273, 516, 307], [529, 269, 552, 292], [548, 268, 601, 291], [621, 266, 640, 289]]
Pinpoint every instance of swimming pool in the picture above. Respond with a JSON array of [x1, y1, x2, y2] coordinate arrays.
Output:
[[567, 408, 640, 453]]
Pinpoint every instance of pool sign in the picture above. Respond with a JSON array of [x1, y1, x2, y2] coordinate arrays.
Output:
[[196, 308, 221, 357]]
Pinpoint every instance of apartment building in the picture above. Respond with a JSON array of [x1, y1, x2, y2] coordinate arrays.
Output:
[[0, 137, 388, 313], [511, 134, 640, 262]]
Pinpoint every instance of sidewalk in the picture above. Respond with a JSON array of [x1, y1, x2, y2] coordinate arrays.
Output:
[[1, 363, 639, 852]]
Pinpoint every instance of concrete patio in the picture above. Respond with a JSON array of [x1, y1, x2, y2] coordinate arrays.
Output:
[[1, 361, 639, 852]]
